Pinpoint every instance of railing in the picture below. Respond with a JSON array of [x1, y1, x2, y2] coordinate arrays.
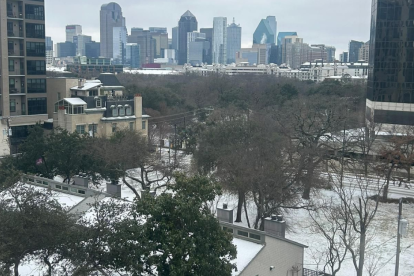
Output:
[[7, 30, 24, 38], [8, 50, 24, 56], [7, 12, 23, 19], [303, 268, 331, 276]]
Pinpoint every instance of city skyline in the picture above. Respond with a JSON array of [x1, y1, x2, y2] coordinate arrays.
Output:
[[45, 0, 370, 58]]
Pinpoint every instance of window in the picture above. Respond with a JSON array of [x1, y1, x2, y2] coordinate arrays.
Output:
[[25, 23, 45, 39], [27, 61, 45, 75], [96, 98, 101, 107], [27, 79, 46, 93], [27, 97, 46, 115], [112, 123, 117, 133], [119, 106, 125, 116], [126, 106, 132, 116], [57, 92, 61, 100], [112, 106, 118, 117], [89, 90, 98, 96], [25, 5, 44, 20], [76, 125, 85, 134], [129, 122, 134, 131], [9, 59, 14, 72], [10, 99, 16, 112], [9, 78, 15, 89], [88, 124, 97, 136], [142, 121, 146, 130], [26, 42, 45, 57]]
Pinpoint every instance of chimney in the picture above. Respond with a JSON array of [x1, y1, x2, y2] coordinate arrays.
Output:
[[72, 175, 89, 187], [78, 78, 85, 88], [264, 215, 286, 238], [106, 182, 121, 197], [217, 203, 233, 223], [134, 94, 142, 117]]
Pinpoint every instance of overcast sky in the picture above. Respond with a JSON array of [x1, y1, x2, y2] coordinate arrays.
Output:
[[45, 0, 371, 57]]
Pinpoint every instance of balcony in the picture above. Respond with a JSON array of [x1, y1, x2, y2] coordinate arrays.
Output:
[[8, 50, 24, 57], [9, 68, 25, 76], [9, 114, 48, 127], [7, 30, 24, 39], [9, 86, 25, 95], [7, 11, 23, 20]]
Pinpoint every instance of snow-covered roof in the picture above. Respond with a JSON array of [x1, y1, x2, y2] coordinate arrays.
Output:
[[232, 238, 263, 276], [70, 82, 102, 91], [63, 98, 87, 105]]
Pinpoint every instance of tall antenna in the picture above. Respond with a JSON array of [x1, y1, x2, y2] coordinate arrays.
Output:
[[233, 17, 235, 24]]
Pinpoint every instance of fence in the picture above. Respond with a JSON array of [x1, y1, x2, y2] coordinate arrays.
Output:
[[303, 268, 331, 276]]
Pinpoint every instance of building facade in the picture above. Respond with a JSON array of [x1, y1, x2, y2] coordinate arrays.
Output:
[[172, 26, 179, 51], [112, 26, 127, 64], [46, 36, 53, 65], [75, 34, 92, 56], [66, 25, 82, 42], [187, 32, 207, 66], [265, 16, 277, 44], [1, 0, 49, 156], [57, 42, 76, 57], [367, 0, 414, 127], [213, 17, 227, 64], [253, 18, 275, 45], [125, 43, 140, 69], [200, 28, 213, 64], [100, 2, 125, 59], [128, 28, 155, 68], [349, 40, 364, 63], [85, 41, 100, 58], [340, 51, 349, 63], [178, 10, 198, 65], [358, 41, 370, 63], [227, 20, 241, 64]]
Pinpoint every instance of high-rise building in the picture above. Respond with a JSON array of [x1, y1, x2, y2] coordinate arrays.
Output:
[[151, 32, 169, 58], [113, 27, 127, 64], [358, 41, 370, 63], [277, 32, 297, 45], [281, 36, 310, 69], [200, 28, 213, 64], [100, 2, 125, 58], [348, 40, 364, 63], [172, 26, 179, 51], [178, 10, 198, 65], [367, 0, 414, 127], [56, 42, 76, 57], [85, 41, 101, 58], [253, 18, 275, 45], [66, 25, 82, 42], [75, 34, 92, 56], [340, 52, 349, 63], [126, 43, 140, 69], [149, 27, 167, 33], [265, 16, 277, 44], [128, 28, 156, 67], [46, 37, 53, 65], [326, 46, 336, 63], [187, 32, 207, 66], [0, 0, 48, 155], [227, 19, 241, 64], [213, 17, 227, 64]]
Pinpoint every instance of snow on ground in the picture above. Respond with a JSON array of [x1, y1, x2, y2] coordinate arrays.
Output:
[[232, 238, 263, 276], [214, 188, 414, 276]]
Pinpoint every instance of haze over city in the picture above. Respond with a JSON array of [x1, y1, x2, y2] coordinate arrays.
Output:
[[45, 0, 371, 56]]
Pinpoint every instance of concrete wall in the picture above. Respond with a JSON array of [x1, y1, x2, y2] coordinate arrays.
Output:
[[240, 235, 304, 276]]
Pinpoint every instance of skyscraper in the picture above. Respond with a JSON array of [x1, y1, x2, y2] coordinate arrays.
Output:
[[227, 19, 241, 64], [277, 32, 297, 45], [340, 52, 349, 63], [348, 40, 364, 63], [200, 28, 213, 64], [128, 28, 156, 67], [126, 43, 140, 69], [178, 10, 198, 65], [367, 0, 414, 127], [113, 26, 127, 64], [100, 2, 125, 58], [75, 34, 92, 56], [213, 17, 227, 64], [85, 41, 101, 58], [187, 32, 207, 65], [266, 16, 277, 44], [66, 25, 82, 42], [253, 17, 276, 45], [46, 37, 53, 64], [172, 26, 179, 51], [0, 0, 48, 155]]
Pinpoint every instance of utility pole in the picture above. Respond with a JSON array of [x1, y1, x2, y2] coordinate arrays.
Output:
[[159, 123, 162, 160], [395, 198, 403, 276], [174, 123, 177, 166]]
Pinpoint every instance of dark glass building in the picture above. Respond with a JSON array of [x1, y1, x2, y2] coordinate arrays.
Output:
[[367, 0, 414, 126], [200, 28, 213, 64], [85, 41, 101, 58], [56, 42, 76, 57], [178, 10, 198, 65], [349, 40, 364, 63], [253, 19, 275, 45]]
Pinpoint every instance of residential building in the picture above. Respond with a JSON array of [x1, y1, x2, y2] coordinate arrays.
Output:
[[326, 46, 336, 63], [125, 43, 140, 69], [358, 41, 369, 62], [85, 41, 101, 58], [281, 36, 310, 69], [309, 45, 328, 62], [46, 37, 53, 65], [1, 0, 49, 156], [178, 10, 198, 65], [253, 18, 275, 45], [56, 42, 76, 57], [252, 44, 269, 65], [112, 26, 127, 64], [100, 2, 125, 58], [213, 17, 227, 64], [52, 76, 148, 137], [340, 51, 349, 63], [171, 26, 179, 51], [227, 19, 241, 64], [367, 0, 414, 128], [128, 28, 156, 67], [200, 28, 213, 64], [348, 40, 364, 63], [75, 34, 92, 56], [66, 25, 82, 42], [67, 57, 123, 74]]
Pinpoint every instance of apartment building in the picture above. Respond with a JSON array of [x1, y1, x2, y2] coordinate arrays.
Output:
[[0, 0, 48, 156]]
